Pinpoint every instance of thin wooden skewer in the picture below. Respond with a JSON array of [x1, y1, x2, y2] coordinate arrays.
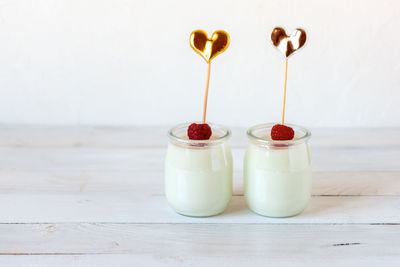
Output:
[[202, 62, 211, 124], [281, 59, 288, 125]]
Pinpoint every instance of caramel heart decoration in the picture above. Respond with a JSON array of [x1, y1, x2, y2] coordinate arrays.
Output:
[[271, 27, 306, 58], [190, 30, 230, 63]]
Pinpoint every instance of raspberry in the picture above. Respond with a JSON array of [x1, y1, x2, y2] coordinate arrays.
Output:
[[271, 124, 295, 140], [187, 123, 212, 140]]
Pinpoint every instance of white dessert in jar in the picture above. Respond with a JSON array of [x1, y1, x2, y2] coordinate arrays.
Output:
[[244, 123, 312, 217], [165, 123, 233, 217]]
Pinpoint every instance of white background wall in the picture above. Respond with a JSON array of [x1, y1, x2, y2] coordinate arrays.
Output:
[[0, 0, 399, 127]]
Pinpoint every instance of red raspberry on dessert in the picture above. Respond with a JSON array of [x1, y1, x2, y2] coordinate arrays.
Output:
[[188, 123, 212, 140], [271, 124, 295, 140]]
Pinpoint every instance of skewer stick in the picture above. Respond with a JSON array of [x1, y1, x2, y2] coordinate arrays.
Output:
[[281, 59, 288, 125], [202, 62, 211, 123]]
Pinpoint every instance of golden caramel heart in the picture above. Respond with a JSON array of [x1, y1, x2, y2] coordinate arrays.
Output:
[[271, 27, 307, 58], [190, 30, 230, 63]]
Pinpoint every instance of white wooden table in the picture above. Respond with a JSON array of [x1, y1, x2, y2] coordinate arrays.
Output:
[[0, 126, 399, 266]]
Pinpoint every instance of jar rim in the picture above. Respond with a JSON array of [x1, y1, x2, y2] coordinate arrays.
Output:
[[247, 123, 311, 145], [168, 122, 231, 145]]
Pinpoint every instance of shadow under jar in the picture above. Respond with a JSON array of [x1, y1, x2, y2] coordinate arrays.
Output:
[[244, 123, 312, 217], [165, 123, 233, 217]]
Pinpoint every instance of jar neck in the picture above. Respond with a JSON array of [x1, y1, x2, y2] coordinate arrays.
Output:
[[168, 122, 231, 148], [247, 123, 311, 148]]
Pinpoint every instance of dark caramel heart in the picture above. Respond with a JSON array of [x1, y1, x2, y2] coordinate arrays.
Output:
[[271, 27, 306, 58], [190, 30, 230, 63]]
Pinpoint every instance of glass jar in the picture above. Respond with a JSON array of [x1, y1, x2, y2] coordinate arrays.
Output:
[[165, 123, 233, 217], [244, 123, 312, 217]]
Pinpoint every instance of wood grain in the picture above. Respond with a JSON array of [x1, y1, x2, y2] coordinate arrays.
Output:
[[0, 146, 399, 173], [1, 170, 399, 196], [0, 224, 399, 267], [1, 194, 400, 224]]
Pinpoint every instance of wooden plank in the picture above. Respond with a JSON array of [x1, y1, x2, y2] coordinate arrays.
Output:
[[0, 254, 398, 267], [0, 194, 399, 224], [0, 146, 399, 172], [0, 126, 399, 149], [312, 171, 400, 196], [309, 128, 400, 149], [0, 224, 398, 267], [0, 126, 169, 148], [0, 170, 399, 196]]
